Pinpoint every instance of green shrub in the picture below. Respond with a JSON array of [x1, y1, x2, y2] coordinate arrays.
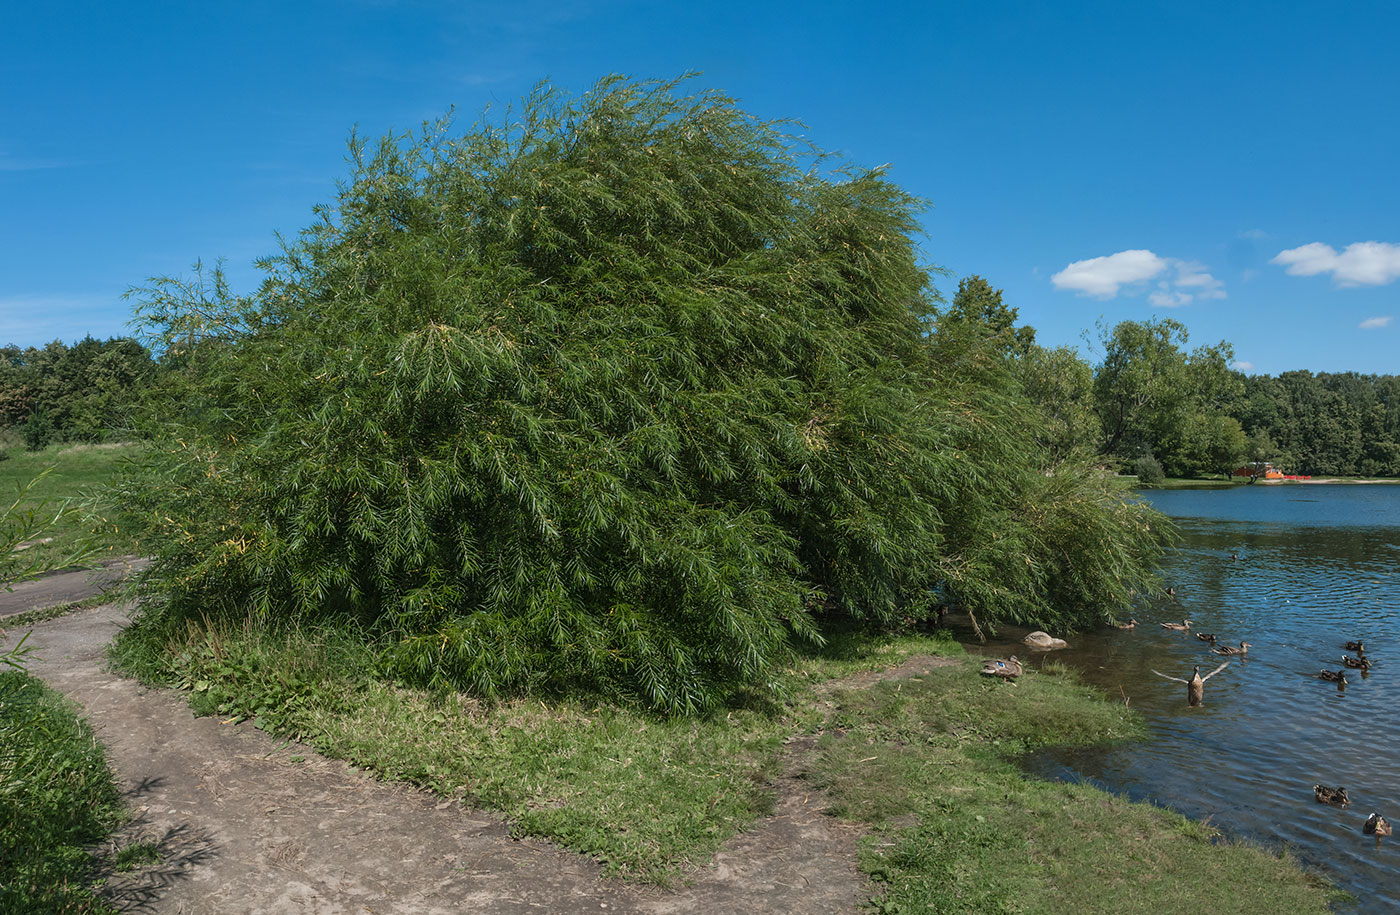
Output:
[[1133, 454, 1166, 485], [118, 76, 1169, 714]]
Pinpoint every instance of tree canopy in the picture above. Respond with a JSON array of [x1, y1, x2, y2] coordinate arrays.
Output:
[[118, 77, 1169, 712]]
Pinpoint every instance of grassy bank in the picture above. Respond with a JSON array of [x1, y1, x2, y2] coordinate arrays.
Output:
[[110, 618, 1339, 909], [0, 442, 142, 571], [0, 667, 124, 914]]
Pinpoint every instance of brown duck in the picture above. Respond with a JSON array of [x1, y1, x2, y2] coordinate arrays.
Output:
[[1160, 619, 1193, 631], [1364, 813, 1392, 837], [1114, 619, 1138, 630], [1314, 784, 1350, 806], [980, 656, 1023, 681], [1151, 661, 1229, 707], [1344, 640, 1365, 653], [1195, 632, 1218, 644], [1341, 655, 1371, 670], [1211, 641, 1251, 656], [1318, 669, 1348, 684]]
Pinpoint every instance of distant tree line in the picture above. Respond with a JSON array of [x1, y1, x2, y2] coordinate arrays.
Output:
[[0, 336, 155, 449], [939, 279, 1400, 480]]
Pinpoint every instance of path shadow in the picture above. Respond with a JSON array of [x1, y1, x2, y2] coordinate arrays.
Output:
[[94, 811, 220, 912]]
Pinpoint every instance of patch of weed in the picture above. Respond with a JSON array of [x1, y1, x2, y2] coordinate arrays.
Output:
[[0, 670, 123, 914]]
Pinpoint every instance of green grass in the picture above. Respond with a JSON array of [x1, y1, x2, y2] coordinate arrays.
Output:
[[0, 669, 123, 914], [109, 614, 1340, 907], [807, 663, 1339, 914], [0, 442, 142, 571]]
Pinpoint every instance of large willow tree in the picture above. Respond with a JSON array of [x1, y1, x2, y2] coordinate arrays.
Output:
[[119, 77, 1168, 712]]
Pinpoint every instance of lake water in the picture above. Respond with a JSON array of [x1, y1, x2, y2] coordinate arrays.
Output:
[[1006, 484, 1400, 906]]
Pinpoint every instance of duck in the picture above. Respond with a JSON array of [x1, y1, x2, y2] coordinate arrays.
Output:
[[1364, 813, 1392, 837], [1341, 655, 1371, 670], [1195, 632, 1218, 644], [1211, 641, 1251, 656], [1317, 669, 1348, 684], [1114, 619, 1137, 630], [1166, 587, 1177, 598], [1151, 661, 1229, 707], [1314, 784, 1350, 806], [1344, 640, 1365, 653], [980, 656, 1023, 681], [1160, 619, 1193, 631]]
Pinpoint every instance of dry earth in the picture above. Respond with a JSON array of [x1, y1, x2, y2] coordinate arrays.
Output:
[[1, 601, 949, 914]]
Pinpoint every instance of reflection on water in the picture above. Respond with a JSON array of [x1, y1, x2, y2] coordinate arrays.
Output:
[[1008, 484, 1400, 907]]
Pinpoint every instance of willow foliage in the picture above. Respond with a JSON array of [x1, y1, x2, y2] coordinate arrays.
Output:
[[119, 77, 1168, 713]]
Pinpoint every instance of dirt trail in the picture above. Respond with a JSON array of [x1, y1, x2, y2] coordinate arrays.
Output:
[[4, 603, 872, 914]]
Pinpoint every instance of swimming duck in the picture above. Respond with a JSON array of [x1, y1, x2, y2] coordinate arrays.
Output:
[[1314, 785, 1350, 806], [1341, 655, 1371, 670], [980, 656, 1023, 680], [1211, 641, 1251, 656], [1317, 669, 1348, 684], [1114, 619, 1137, 630], [1160, 619, 1193, 631], [1344, 640, 1365, 653], [1364, 813, 1392, 837], [1151, 661, 1229, 707], [1195, 632, 1218, 644]]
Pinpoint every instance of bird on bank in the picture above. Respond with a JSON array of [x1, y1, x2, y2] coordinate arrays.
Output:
[[1314, 785, 1350, 806], [1344, 640, 1365, 653], [1151, 662, 1229, 707], [1364, 813, 1392, 837], [1160, 619, 1193, 631], [1318, 669, 1348, 684], [1211, 641, 1252, 656], [1341, 655, 1371, 670], [1195, 632, 1218, 644], [980, 656, 1023, 681]]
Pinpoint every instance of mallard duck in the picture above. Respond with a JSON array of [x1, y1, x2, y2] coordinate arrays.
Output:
[[1160, 619, 1193, 631], [1195, 632, 1218, 644], [1341, 655, 1371, 670], [1364, 813, 1392, 837], [1151, 661, 1229, 707], [1314, 784, 1350, 806], [1114, 619, 1137, 630], [1344, 640, 1365, 653], [980, 656, 1023, 680], [1317, 669, 1348, 684], [1211, 641, 1251, 656]]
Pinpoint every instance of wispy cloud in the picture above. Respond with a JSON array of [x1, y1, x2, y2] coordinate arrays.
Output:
[[1232, 360, 1255, 371], [1052, 249, 1225, 306], [1359, 316, 1394, 329], [0, 294, 129, 346], [1272, 241, 1400, 287]]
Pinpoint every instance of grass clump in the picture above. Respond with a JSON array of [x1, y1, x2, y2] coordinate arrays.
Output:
[[0, 669, 123, 914], [806, 662, 1338, 914]]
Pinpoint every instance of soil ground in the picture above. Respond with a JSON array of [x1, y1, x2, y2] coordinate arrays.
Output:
[[1, 601, 912, 914]]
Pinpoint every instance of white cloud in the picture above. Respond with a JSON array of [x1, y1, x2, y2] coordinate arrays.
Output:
[[1052, 250, 1226, 306], [1359, 316, 1394, 329], [1232, 361, 1255, 371], [1173, 261, 1226, 299], [1051, 250, 1167, 298], [1272, 241, 1400, 287], [1149, 288, 1191, 308]]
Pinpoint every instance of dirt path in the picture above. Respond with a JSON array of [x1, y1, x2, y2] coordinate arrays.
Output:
[[0, 556, 148, 619], [4, 603, 872, 914]]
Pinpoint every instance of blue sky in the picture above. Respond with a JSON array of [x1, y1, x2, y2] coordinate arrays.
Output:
[[3, 1, 1397, 375]]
